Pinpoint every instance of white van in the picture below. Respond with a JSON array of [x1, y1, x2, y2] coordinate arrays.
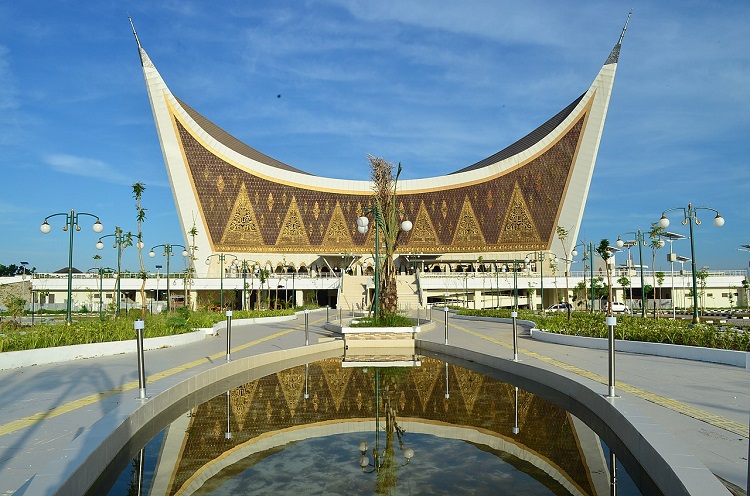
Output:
[[606, 302, 630, 314]]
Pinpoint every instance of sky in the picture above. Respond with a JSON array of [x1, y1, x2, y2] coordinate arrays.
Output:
[[1, 1, 748, 275]]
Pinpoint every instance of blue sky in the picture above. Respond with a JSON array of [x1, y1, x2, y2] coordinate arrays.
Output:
[[1, 1, 748, 274]]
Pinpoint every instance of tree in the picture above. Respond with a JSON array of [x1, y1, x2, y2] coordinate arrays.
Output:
[[648, 223, 665, 318], [655, 271, 665, 316], [3, 295, 26, 319], [595, 239, 614, 316], [186, 221, 199, 310], [696, 269, 709, 313], [367, 156, 410, 317], [556, 226, 573, 320], [617, 275, 631, 310], [132, 182, 147, 320]]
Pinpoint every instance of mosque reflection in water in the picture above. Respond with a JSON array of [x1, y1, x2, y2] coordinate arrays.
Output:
[[109, 357, 643, 495]]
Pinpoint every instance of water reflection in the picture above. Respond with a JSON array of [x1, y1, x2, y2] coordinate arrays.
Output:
[[107, 357, 644, 495]]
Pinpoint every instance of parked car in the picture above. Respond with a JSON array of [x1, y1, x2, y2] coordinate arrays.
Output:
[[548, 303, 573, 312], [605, 301, 630, 314]]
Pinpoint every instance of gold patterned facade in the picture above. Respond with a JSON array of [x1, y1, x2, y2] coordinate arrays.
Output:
[[174, 109, 586, 255]]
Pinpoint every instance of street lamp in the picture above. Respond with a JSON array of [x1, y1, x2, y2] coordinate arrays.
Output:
[[206, 253, 238, 310], [356, 212, 412, 320], [154, 264, 162, 311], [96, 227, 139, 317], [661, 232, 686, 319], [658, 203, 724, 324], [41, 209, 104, 324], [615, 232, 648, 317], [19, 261, 29, 304], [149, 243, 188, 312]]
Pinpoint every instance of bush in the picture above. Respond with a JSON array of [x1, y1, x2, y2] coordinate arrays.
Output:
[[0, 307, 300, 352], [455, 308, 750, 352], [350, 312, 414, 327]]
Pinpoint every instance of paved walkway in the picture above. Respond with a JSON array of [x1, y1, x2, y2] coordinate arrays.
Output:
[[0, 310, 747, 494]]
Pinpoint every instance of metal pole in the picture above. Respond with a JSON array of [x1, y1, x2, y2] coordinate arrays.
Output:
[[98, 269, 103, 318], [304, 309, 309, 345], [513, 261, 518, 309], [135, 320, 147, 399], [225, 390, 232, 439], [511, 311, 519, 361], [610, 451, 617, 496], [220, 255, 225, 310], [66, 210, 75, 324], [688, 212, 700, 324], [606, 316, 617, 397], [444, 361, 450, 399], [225, 310, 232, 361], [444, 306, 449, 344], [540, 253, 544, 311], [512, 387, 520, 434], [304, 363, 310, 399], [166, 245, 171, 312], [637, 231, 646, 317], [374, 217, 380, 320], [326, 305, 329, 322], [116, 230, 122, 317], [589, 242, 595, 312]]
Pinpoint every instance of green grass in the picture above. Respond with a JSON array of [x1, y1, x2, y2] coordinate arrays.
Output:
[[455, 309, 750, 352], [0, 307, 299, 353], [349, 313, 415, 328]]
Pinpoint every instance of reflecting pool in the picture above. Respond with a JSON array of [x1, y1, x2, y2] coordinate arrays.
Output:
[[101, 357, 645, 495]]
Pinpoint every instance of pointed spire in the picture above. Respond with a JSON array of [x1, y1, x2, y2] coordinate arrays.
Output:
[[605, 10, 632, 65], [128, 14, 146, 67]]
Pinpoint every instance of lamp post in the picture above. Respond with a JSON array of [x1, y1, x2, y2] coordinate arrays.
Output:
[[41, 209, 104, 324], [149, 243, 188, 312], [206, 253, 237, 310], [356, 211, 412, 320], [658, 203, 724, 324], [661, 232, 686, 319], [96, 227, 139, 317], [616, 232, 649, 317], [154, 264, 162, 311], [19, 261, 29, 308]]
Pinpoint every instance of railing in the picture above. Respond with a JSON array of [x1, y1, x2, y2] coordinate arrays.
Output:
[[420, 269, 747, 279]]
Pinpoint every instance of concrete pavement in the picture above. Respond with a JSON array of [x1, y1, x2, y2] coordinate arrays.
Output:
[[0, 309, 747, 494]]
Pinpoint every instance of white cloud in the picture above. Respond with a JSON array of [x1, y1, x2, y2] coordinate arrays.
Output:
[[43, 154, 132, 185]]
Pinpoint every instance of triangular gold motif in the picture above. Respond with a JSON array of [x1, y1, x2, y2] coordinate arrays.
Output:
[[276, 365, 306, 418], [453, 367, 484, 414], [275, 196, 310, 246], [451, 197, 487, 246], [321, 360, 353, 412], [220, 182, 265, 247], [321, 202, 354, 247], [410, 359, 441, 412], [231, 381, 259, 431], [498, 183, 541, 244], [410, 201, 440, 247]]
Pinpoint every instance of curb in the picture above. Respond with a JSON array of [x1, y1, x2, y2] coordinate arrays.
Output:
[[529, 328, 748, 368], [0, 315, 299, 370]]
